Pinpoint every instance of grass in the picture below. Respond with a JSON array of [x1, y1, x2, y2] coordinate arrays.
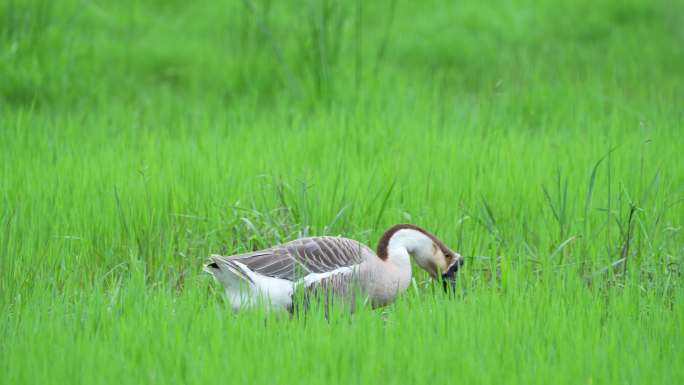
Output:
[[1, 0, 683, 383]]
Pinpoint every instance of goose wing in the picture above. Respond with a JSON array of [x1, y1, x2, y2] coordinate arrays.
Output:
[[213, 236, 372, 281]]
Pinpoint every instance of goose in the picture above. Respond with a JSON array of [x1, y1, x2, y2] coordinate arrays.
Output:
[[204, 223, 464, 312]]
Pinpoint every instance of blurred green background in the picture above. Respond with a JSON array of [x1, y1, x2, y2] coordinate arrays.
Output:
[[1, 0, 683, 384]]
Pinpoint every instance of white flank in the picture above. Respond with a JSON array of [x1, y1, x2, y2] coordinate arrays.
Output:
[[231, 261, 294, 310], [301, 265, 356, 287], [208, 261, 293, 311]]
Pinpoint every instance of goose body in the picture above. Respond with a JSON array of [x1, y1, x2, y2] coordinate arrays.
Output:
[[204, 224, 463, 311]]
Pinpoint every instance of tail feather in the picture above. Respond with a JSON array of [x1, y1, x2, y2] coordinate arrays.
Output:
[[204, 255, 254, 286]]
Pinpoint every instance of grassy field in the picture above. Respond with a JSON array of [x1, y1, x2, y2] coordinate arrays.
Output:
[[2, 0, 683, 383]]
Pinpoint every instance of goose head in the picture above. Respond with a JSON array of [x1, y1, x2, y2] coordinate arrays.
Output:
[[377, 224, 464, 290], [430, 243, 465, 291]]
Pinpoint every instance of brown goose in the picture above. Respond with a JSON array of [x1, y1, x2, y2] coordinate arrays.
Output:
[[204, 224, 464, 311]]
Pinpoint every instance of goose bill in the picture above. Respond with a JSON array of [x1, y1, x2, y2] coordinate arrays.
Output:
[[441, 256, 464, 292]]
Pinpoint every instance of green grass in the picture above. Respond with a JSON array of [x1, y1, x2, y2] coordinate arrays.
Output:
[[1, 0, 683, 383]]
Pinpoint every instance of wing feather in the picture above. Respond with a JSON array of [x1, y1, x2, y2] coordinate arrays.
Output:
[[211, 237, 371, 281]]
